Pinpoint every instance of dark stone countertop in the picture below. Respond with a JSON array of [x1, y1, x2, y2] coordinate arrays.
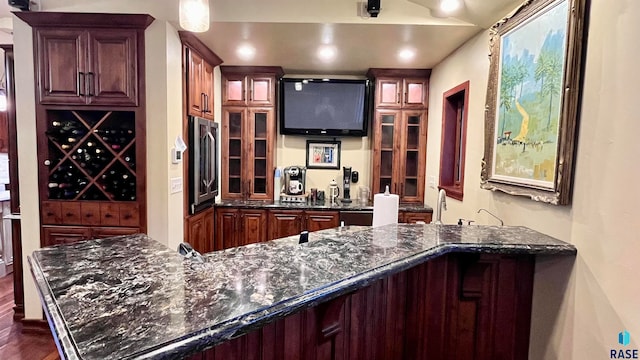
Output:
[[214, 199, 433, 212], [30, 224, 575, 360]]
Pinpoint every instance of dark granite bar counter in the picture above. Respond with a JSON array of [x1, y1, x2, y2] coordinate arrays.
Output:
[[214, 199, 433, 213], [30, 224, 575, 360]]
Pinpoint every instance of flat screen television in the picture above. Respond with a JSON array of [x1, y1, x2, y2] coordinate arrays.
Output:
[[279, 78, 371, 136]]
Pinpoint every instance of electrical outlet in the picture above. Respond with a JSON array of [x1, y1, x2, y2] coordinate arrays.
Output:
[[170, 177, 183, 194], [428, 175, 436, 189]]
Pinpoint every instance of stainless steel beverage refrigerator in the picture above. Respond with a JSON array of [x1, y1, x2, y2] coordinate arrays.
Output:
[[188, 116, 218, 214]]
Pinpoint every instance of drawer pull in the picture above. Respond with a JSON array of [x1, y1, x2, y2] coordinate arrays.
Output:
[[85, 213, 93, 218], [105, 213, 113, 218], [65, 212, 74, 217], [46, 212, 54, 216]]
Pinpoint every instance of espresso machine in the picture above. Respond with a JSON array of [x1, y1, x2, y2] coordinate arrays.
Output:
[[282, 166, 307, 202], [341, 166, 353, 203]]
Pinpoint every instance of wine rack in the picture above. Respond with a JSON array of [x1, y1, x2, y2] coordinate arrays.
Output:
[[45, 110, 137, 202]]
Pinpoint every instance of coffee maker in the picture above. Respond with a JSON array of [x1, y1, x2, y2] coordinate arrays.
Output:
[[283, 166, 306, 195], [341, 166, 353, 203]]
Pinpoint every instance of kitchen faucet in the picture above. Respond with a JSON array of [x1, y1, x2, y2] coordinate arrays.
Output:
[[477, 208, 504, 226], [434, 189, 447, 224]]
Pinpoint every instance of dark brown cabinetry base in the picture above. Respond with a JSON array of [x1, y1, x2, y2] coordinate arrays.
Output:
[[188, 253, 534, 360]]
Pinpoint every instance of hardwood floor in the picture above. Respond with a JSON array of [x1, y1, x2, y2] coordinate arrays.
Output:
[[0, 274, 59, 360]]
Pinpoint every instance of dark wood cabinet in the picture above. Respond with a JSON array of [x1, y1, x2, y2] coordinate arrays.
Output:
[[368, 69, 430, 204], [220, 66, 282, 201], [185, 207, 214, 253], [215, 208, 239, 250], [215, 208, 268, 250], [400, 211, 432, 224], [305, 211, 340, 232], [18, 12, 153, 248], [43, 225, 139, 246], [221, 106, 275, 200], [268, 210, 339, 240], [35, 28, 139, 106], [268, 210, 304, 240], [222, 73, 277, 107], [239, 209, 268, 246], [185, 47, 214, 120]]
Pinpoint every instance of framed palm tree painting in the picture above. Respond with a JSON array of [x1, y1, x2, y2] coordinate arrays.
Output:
[[482, 0, 589, 205]]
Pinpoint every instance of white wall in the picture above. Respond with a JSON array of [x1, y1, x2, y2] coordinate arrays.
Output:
[[427, 0, 640, 358], [145, 21, 184, 251], [277, 135, 371, 199], [13, 11, 185, 318]]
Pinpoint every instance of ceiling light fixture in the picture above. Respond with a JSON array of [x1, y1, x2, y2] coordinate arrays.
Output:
[[440, 0, 461, 13], [236, 44, 256, 61], [179, 0, 210, 33], [398, 48, 416, 61], [317, 45, 337, 62]]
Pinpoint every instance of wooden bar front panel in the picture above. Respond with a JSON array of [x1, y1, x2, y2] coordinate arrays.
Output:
[[192, 253, 535, 360]]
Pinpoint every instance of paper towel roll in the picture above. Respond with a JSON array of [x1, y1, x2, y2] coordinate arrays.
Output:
[[372, 192, 399, 228]]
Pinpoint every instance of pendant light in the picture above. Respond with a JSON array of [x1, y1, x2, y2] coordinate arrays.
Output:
[[179, 0, 210, 33]]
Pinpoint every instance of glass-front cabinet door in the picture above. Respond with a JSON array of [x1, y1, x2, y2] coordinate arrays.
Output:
[[222, 107, 274, 200], [247, 108, 274, 200], [222, 107, 245, 199], [398, 110, 426, 203], [372, 110, 401, 195]]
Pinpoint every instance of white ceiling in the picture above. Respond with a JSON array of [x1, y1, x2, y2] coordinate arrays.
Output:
[[0, 0, 525, 74]]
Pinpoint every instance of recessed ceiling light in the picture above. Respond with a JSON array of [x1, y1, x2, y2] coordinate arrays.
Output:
[[236, 44, 256, 60], [317, 45, 337, 62], [398, 48, 416, 61], [440, 0, 461, 13]]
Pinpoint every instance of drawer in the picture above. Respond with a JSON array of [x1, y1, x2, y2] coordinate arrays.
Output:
[[80, 202, 101, 226], [61, 202, 82, 225], [41, 201, 61, 224], [119, 203, 139, 227], [43, 226, 91, 246], [100, 203, 120, 226], [92, 227, 140, 239]]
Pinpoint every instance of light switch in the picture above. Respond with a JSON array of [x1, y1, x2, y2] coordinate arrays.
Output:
[[170, 177, 183, 194], [428, 175, 436, 189]]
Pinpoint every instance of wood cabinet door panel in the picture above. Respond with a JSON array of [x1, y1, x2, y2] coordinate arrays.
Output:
[[215, 208, 239, 250], [222, 74, 247, 106], [402, 78, 428, 108], [221, 108, 246, 199], [202, 61, 214, 120], [186, 207, 214, 254], [268, 210, 303, 240], [187, 48, 205, 117], [87, 29, 138, 106], [248, 75, 275, 106], [36, 29, 87, 105], [240, 210, 267, 246], [305, 211, 339, 232], [376, 78, 401, 108], [246, 108, 274, 201], [400, 211, 432, 224], [397, 110, 427, 203], [371, 109, 403, 195], [43, 226, 91, 247]]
